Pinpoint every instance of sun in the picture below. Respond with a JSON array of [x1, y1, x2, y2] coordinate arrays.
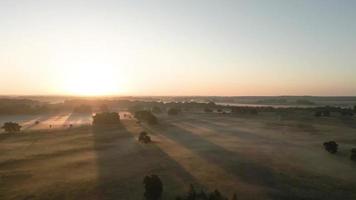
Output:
[[57, 64, 123, 96]]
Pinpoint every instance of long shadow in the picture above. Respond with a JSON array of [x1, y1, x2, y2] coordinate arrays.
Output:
[[64, 113, 92, 126], [146, 121, 356, 200], [91, 121, 201, 200], [23, 114, 61, 130]]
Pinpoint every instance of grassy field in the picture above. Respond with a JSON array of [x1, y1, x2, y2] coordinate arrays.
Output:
[[1, 112, 356, 200]]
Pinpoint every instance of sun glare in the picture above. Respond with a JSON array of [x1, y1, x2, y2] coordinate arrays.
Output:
[[57, 64, 122, 96]]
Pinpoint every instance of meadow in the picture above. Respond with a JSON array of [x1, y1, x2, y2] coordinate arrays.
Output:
[[1, 108, 356, 200]]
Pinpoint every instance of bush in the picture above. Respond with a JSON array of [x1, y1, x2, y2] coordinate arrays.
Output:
[[92, 112, 120, 126], [168, 108, 180, 115], [323, 141, 338, 154], [135, 110, 158, 125], [1, 122, 21, 133], [143, 175, 163, 200], [139, 131, 152, 143]]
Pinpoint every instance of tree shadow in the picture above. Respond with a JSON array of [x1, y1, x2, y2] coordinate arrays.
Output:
[[64, 113, 92, 126], [145, 121, 355, 200], [91, 121, 201, 200]]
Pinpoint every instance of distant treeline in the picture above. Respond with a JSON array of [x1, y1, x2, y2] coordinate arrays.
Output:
[[0, 98, 355, 116]]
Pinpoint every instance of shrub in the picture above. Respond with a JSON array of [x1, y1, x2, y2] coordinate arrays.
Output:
[[143, 175, 163, 200], [139, 131, 152, 143], [1, 122, 21, 133], [323, 141, 338, 154], [92, 112, 120, 126], [135, 110, 158, 125]]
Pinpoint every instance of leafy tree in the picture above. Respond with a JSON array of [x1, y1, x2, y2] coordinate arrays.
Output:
[[323, 141, 338, 154], [1, 122, 21, 133], [143, 175, 163, 200], [92, 112, 120, 126], [139, 131, 152, 143]]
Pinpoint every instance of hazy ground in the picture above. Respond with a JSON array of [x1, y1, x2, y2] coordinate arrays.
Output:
[[1, 111, 356, 200]]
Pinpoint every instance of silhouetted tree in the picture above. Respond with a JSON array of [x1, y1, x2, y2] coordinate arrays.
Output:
[[92, 112, 120, 126], [139, 131, 152, 143], [143, 175, 163, 200], [1, 122, 21, 133], [323, 141, 338, 154]]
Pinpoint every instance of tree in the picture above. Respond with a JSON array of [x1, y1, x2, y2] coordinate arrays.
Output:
[[323, 141, 338, 154], [143, 175, 163, 200], [139, 131, 152, 143], [92, 112, 120, 126], [1, 122, 21, 133]]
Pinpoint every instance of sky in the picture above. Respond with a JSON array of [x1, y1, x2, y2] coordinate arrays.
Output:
[[0, 0, 355, 96]]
